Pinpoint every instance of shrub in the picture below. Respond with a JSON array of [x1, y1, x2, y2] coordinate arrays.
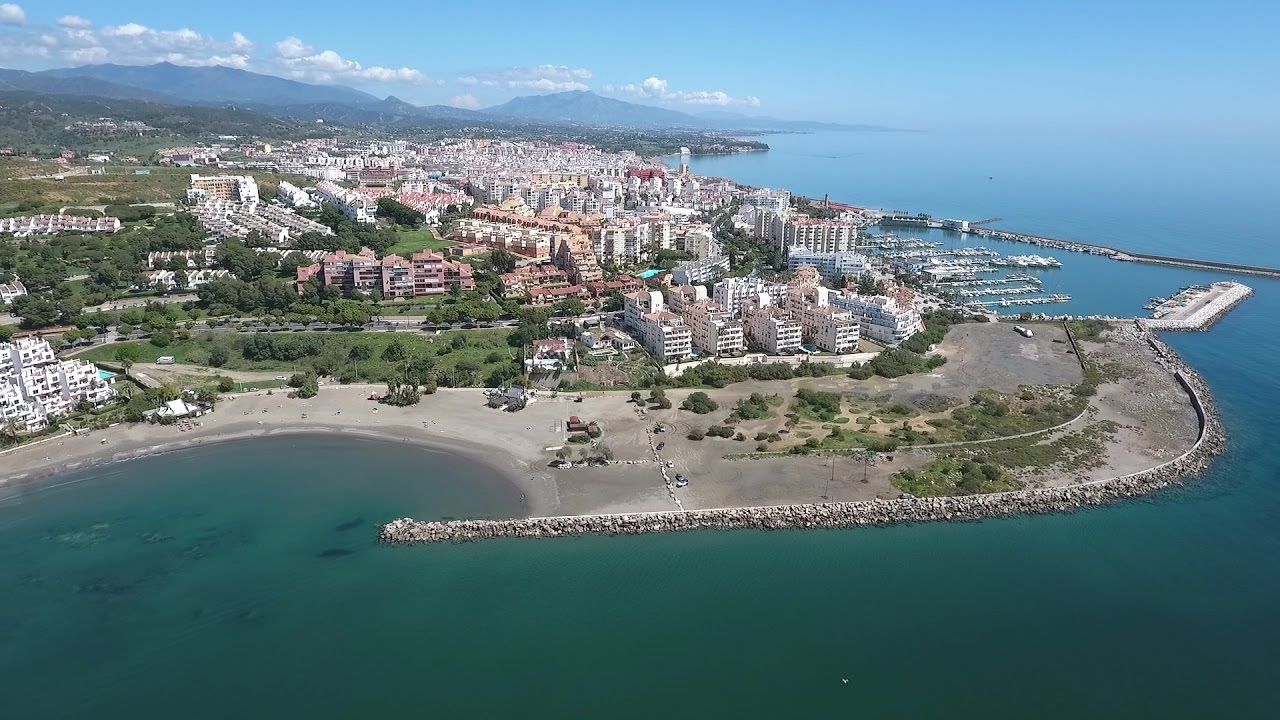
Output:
[[681, 391, 719, 414], [707, 425, 734, 438], [208, 345, 230, 367], [848, 363, 874, 380], [216, 376, 235, 393], [795, 388, 842, 421], [687, 428, 705, 441]]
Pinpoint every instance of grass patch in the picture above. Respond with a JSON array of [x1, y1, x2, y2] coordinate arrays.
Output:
[[893, 455, 1022, 497], [78, 329, 519, 387], [385, 228, 450, 256]]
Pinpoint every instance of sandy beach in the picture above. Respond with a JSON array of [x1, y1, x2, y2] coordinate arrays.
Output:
[[0, 321, 1200, 518]]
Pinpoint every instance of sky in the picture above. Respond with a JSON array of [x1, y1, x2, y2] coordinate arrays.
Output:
[[0, 0, 1276, 134]]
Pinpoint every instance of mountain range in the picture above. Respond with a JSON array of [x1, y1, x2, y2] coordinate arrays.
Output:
[[0, 62, 886, 132]]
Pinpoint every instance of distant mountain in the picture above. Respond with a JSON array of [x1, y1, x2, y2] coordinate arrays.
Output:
[[252, 96, 484, 128], [2, 62, 886, 133], [37, 62, 380, 108], [0, 68, 180, 103], [0, 90, 327, 150], [483, 91, 703, 128]]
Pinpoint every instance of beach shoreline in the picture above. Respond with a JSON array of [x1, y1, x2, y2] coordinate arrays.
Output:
[[2, 321, 1214, 533]]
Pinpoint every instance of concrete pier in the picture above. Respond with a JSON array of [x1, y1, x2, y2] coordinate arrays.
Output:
[[1142, 282, 1253, 331]]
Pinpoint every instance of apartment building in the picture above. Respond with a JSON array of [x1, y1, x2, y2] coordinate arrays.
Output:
[[313, 180, 375, 223], [296, 247, 474, 298], [448, 218, 557, 258], [0, 337, 115, 433], [672, 255, 730, 286], [786, 248, 873, 280], [276, 181, 316, 208], [187, 174, 259, 204], [683, 299, 745, 356], [713, 275, 787, 316], [623, 290, 693, 362], [804, 305, 861, 353], [0, 214, 122, 237], [554, 235, 604, 285], [744, 301, 803, 355], [780, 217, 858, 254], [678, 224, 720, 259], [0, 280, 26, 305], [742, 188, 791, 214], [830, 293, 922, 345]]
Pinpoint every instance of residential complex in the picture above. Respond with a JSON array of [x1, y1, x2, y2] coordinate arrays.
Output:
[[187, 174, 259, 204], [0, 337, 115, 432], [0, 213, 122, 237], [831, 293, 923, 345], [622, 290, 693, 362], [786, 248, 874, 281], [295, 247, 474, 298], [313, 180, 376, 223]]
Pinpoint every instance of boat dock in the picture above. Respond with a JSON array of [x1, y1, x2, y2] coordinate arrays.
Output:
[[1142, 282, 1254, 331], [876, 212, 1280, 279]]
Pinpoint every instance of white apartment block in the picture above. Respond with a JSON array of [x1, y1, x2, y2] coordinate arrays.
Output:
[[786, 249, 873, 280], [313, 180, 375, 223], [780, 217, 857, 254], [742, 188, 791, 214], [0, 214, 122, 237], [623, 290, 693, 362], [804, 305, 861, 353], [684, 300, 745, 356], [0, 338, 115, 433], [678, 224, 721, 259], [277, 181, 316, 208], [192, 199, 331, 244], [672, 255, 730, 286], [713, 275, 788, 316], [744, 302, 803, 355], [0, 280, 27, 305], [187, 174, 259, 204], [831, 293, 922, 345]]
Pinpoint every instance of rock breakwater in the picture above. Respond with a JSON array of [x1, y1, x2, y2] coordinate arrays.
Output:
[[380, 329, 1224, 545]]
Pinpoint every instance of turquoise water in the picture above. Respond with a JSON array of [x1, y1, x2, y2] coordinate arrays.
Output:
[[639, 268, 662, 279], [4, 131, 1280, 716]]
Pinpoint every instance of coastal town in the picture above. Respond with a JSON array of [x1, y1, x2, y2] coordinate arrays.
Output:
[[0, 130, 1254, 539]]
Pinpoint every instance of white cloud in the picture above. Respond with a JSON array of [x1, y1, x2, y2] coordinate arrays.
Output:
[[56, 14, 92, 29], [1, 21, 257, 69], [0, 22, 434, 89], [272, 35, 437, 86], [0, 3, 25, 25], [459, 65, 592, 93], [614, 76, 760, 107], [449, 94, 481, 110]]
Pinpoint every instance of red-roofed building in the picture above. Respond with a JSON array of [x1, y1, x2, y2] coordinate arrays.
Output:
[[295, 247, 473, 298]]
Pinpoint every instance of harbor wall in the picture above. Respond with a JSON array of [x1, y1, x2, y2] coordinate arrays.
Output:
[[877, 217, 1280, 279], [380, 331, 1223, 545], [1141, 284, 1254, 332]]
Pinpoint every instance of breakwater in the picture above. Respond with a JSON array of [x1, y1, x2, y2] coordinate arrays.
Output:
[[1142, 282, 1254, 331], [380, 332, 1224, 545], [877, 215, 1280, 279]]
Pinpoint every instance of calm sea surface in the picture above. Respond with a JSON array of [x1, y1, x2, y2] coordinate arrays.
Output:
[[3, 131, 1279, 717]]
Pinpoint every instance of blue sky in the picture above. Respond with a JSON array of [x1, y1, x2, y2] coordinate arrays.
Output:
[[0, 0, 1276, 133]]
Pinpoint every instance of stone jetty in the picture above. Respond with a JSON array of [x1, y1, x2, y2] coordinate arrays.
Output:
[[1142, 282, 1253, 332], [380, 331, 1225, 546]]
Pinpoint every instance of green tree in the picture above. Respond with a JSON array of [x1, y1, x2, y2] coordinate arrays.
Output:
[[681, 391, 719, 414], [114, 344, 140, 377], [381, 340, 407, 362]]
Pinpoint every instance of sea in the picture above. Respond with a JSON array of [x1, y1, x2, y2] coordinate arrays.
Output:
[[2, 130, 1278, 717]]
